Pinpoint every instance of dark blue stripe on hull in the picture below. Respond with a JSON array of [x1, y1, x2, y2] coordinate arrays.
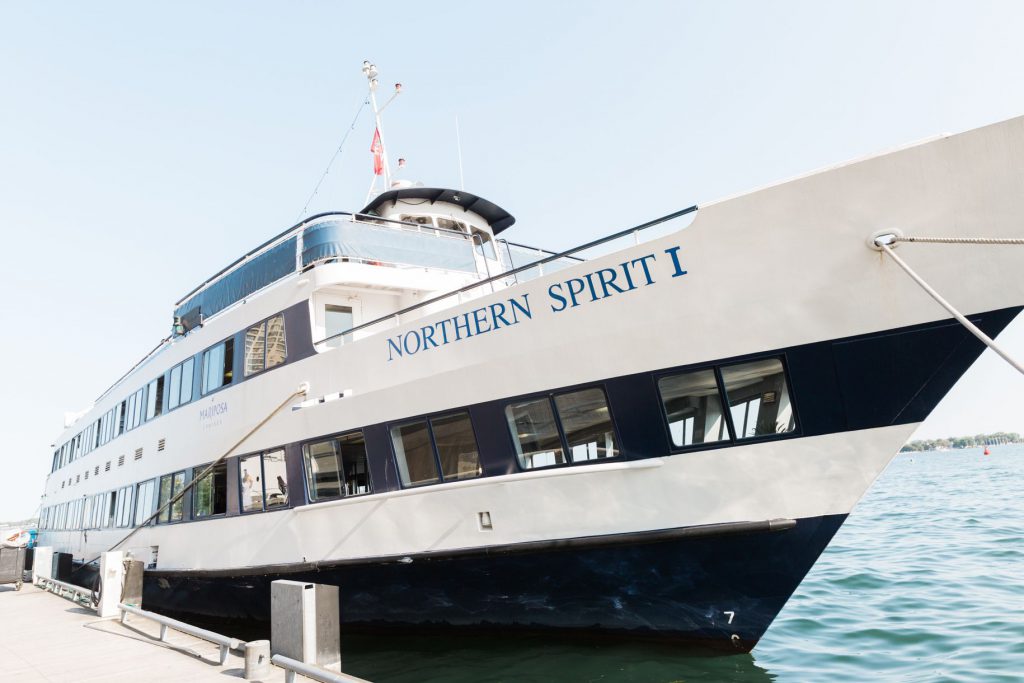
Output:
[[139, 514, 846, 651]]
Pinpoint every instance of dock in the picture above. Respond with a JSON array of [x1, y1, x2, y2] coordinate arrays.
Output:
[[0, 583, 297, 682]]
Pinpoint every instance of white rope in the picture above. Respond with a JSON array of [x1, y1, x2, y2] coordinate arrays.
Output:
[[894, 236, 1024, 245], [877, 242, 1024, 377]]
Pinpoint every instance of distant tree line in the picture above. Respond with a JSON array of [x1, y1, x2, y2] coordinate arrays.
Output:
[[900, 432, 1022, 452]]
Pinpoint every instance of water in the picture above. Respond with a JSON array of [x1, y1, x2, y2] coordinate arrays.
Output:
[[338, 446, 1024, 682]]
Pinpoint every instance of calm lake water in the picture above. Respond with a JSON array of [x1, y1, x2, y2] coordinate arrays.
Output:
[[338, 446, 1024, 682]]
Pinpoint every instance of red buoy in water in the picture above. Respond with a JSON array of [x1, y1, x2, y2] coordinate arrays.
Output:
[[984, 446, 991, 455]]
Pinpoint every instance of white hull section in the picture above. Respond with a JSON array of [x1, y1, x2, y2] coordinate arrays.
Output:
[[44, 424, 913, 572]]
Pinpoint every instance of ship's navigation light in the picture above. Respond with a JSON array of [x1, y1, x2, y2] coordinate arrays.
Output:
[[172, 316, 185, 336]]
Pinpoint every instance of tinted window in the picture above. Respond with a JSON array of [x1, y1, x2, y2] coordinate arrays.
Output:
[[658, 369, 728, 447], [554, 388, 618, 462], [391, 420, 439, 486], [193, 462, 227, 518], [263, 449, 288, 509], [266, 315, 286, 369], [721, 358, 796, 438], [431, 412, 481, 480], [303, 431, 370, 501], [244, 322, 267, 376], [202, 340, 234, 395], [506, 398, 565, 469], [134, 479, 156, 526], [168, 365, 182, 410], [180, 357, 194, 404]]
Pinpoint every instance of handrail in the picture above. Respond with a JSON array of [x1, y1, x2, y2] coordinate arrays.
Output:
[[119, 602, 242, 665], [37, 576, 93, 605], [272, 653, 372, 683], [314, 205, 698, 345], [499, 239, 586, 263]]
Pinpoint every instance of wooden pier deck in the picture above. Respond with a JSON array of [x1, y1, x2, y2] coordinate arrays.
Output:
[[0, 583, 293, 682]]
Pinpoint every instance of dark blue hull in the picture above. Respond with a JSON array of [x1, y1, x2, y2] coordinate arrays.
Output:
[[140, 514, 845, 651]]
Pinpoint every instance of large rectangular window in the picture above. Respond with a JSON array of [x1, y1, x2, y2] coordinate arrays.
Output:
[[658, 369, 728, 448], [245, 314, 287, 377], [134, 479, 157, 526], [505, 398, 565, 469], [157, 470, 186, 523], [391, 420, 438, 486], [325, 305, 353, 347], [240, 449, 289, 512], [193, 462, 227, 518], [391, 412, 482, 487], [507, 387, 618, 470], [115, 485, 134, 527], [202, 339, 234, 395], [146, 376, 164, 421], [721, 358, 796, 439], [303, 431, 370, 501]]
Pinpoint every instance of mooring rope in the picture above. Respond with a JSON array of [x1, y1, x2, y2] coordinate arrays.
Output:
[[77, 384, 308, 571], [893, 235, 1024, 245], [875, 238, 1024, 377]]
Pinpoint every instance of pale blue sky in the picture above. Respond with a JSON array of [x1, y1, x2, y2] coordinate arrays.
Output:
[[2, 1, 1023, 519]]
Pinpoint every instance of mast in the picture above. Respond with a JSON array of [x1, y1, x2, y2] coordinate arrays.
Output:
[[362, 61, 401, 201]]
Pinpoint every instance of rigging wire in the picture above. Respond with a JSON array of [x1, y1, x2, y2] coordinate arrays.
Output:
[[296, 97, 370, 222]]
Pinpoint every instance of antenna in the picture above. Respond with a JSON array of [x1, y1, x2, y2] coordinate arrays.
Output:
[[455, 115, 465, 191], [362, 60, 402, 202]]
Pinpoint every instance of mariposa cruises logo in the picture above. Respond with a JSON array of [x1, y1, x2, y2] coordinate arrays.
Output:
[[199, 401, 228, 428]]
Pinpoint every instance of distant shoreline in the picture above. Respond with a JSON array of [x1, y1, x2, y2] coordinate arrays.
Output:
[[901, 432, 1021, 452]]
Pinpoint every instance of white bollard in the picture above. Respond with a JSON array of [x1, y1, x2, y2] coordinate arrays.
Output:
[[97, 551, 125, 618], [32, 547, 53, 585]]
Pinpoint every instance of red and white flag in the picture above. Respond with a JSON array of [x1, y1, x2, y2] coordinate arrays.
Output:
[[370, 128, 383, 176]]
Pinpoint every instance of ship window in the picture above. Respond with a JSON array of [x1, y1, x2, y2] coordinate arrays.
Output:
[[244, 314, 287, 377], [168, 365, 181, 410], [115, 485, 134, 527], [658, 369, 728, 448], [180, 357, 195, 405], [554, 388, 618, 462], [401, 214, 434, 226], [266, 315, 286, 369], [304, 439, 341, 500], [146, 377, 164, 421], [157, 470, 186, 523], [116, 400, 126, 436], [302, 431, 370, 501], [325, 305, 353, 347], [244, 323, 267, 376], [263, 450, 288, 509], [134, 479, 157, 526], [721, 358, 796, 439], [202, 339, 234, 395], [193, 462, 227, 518], [505, 398, 565, 469], [392, 420, 439, 486], [103, 491, 116, 528], [472, 228, 497, 260], [431, 412, 481, 480], [240, 454, 262, 512]]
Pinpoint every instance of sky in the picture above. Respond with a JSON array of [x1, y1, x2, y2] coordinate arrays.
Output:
[[2, 1, 1024, 520]]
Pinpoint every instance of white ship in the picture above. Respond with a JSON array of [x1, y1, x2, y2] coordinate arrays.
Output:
[[36, 69, 1024, 650]]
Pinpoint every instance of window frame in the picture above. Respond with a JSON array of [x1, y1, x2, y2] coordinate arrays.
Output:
[[201, 338, 235, 396], [300, 429, 372, 504], [390, 410, 483, 489], [655, 355, 801, 453], [238, 447, 292, 514], [243, 313, 288, 378], [505, 385, 623, 473], [192, 461, 228, 520]]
